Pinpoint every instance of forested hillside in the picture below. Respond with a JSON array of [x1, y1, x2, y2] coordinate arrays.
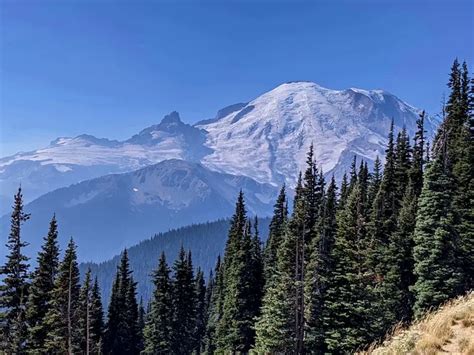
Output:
[[80, 218, 270, 304], [0, 60, 472, 354]]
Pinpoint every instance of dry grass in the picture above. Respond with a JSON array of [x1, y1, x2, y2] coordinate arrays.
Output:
[[360, 292, 474, 355]]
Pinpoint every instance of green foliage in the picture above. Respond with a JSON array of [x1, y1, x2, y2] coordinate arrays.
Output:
[[0, 187, 30, 354], [44, 238, 81, 354], [25, 215, 60, 354]]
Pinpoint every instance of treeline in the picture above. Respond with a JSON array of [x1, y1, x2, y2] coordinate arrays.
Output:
[[1, 59, 472, 354]]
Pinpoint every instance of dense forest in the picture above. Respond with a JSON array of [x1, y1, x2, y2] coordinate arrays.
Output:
[[0, 60, 472, 354], [80, 218, 270, 305]]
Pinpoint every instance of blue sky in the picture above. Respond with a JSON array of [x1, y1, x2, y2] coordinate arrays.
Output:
[[1, 0, 473, 156]]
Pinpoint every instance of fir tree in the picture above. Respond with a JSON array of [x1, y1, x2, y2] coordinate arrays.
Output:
[[89, 277, 104, 355], [26, 214, 60, 353], [104, 249, 140, 355], [0, 187, 30, 354], [263, 185, 288, 285], [142, 252, 173, 355], [325, 181, 374, 353], [411, 111, 426, 196], [254, 223, 296, 353], [78, 269, 93, 354], [412, 155, 463, 317], [203, 256, 223, 354], [305, 175, 338, 352], [170, 247, 196, 354], [194, 268, 206, 354], [44, 238, 81, 354]]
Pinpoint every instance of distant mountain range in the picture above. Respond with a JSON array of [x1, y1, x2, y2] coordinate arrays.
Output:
[[0, 81, 439, 262], [0, 160, 276, 262]]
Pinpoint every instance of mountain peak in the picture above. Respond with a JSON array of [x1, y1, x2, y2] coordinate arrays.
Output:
[[160, 111, 182, 125]]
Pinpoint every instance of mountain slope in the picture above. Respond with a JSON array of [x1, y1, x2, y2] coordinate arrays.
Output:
[[80, 218, 270, 306], [0, 159, 277, 262], [0, 112, 209, 205], [197, 81, 439, 187], [363, 292, 474, 354], [0, 82, 438, 208]]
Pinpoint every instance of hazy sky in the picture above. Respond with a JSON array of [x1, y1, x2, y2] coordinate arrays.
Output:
[[1, 0, 473, 156]]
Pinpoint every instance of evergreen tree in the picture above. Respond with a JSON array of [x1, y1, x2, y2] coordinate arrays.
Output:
[[254, 223, 296, 353], [263, 185, 288, 285], [411, 111, 426, 196], [142, 252, 173, 355], [44, 238, 81, 354], [26, 214, 60, 353], [78, 269, 93, 354], [194, 268, 206, 354], [203, 256, 223, 354], [339, 172, 349, 208], [325, 181, 374, 353], [137, 298, 145, 354], [305, 176, 338, 352], [89, 277, 104, 355], [412, 155, 463, 317], [104, 249, 140, 355], [367, 156, 382, 214], [0, 187, 30, 354], [170, 247, 196, 354]]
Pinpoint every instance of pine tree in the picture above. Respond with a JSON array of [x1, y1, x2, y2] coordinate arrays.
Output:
[[104, 249, 140, 355], [170, 247, 196, 354], [203, 256, 223, 354], [385, 183, 417, 322], [0, 187, 30, 354], [325, 181, 374, 353], [411, 111, 426, 196], [89, 277, 104, 354], [305, 176, 338, 352], [194, 268, 206, 354], [25, 214, 60, 353], [339, 172, 349, 208], [263, 185, 288, 285], [78, 269, 93, 354], [254, 223, 296, 353], [412, 155, 462, 317], [137, 298, 145, 354], [44, 238, 81, 354], [142, 252, 173, 355]]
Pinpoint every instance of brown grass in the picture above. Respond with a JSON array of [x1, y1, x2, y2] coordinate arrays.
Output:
[[360, 291, 474, 355]]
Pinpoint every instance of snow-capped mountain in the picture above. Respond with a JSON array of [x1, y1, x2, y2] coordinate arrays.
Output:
[[0, 82, 438, 214], [197, 81, 438, 187], [0, 159, 277, 262], [0, 111, 209, 210]]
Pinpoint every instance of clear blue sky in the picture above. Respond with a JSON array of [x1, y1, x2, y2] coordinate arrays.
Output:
[[1, 0, 473, 156]]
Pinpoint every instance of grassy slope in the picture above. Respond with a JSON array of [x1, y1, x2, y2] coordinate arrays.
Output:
[[362, 292, 474, 355]]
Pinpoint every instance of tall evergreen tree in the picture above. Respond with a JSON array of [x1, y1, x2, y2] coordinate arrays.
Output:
[[142, 252, 173, 355], [44, 238, 81, 355], [305, 176, 338, 352], [26, 215, 60, 353], [411, 111, 426, 196], [254, 222, 296, 353], [194, 268, 207, 354], [0, 187, 30, 354], [78, 269, 93, 354], [89, 277, 104, 355], [203, 256, 223, 354], [170, 247, 196, 354], [412, 155, 462, 317], [325, 181, 374, 353], [104, 249, 140, 355], [263, 185, 288, 284]]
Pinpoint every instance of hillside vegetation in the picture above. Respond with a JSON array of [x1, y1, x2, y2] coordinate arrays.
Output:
[[364, 292, 474, 355]]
